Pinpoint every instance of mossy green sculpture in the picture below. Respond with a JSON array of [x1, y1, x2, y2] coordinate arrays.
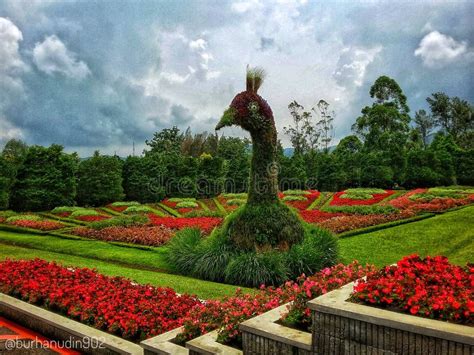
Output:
[[215, 67, 304, 251]]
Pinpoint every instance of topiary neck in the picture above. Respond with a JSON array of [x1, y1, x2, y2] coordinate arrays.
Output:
[[248, 128, 279, 205]]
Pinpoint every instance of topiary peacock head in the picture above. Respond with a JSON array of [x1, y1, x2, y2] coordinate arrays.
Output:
[[216, 67, 275, 134]]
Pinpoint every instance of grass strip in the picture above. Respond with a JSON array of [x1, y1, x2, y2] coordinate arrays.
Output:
[[157, 203, 182, 217], [338, 206, 474, 267], [212, 198, 228, 215]]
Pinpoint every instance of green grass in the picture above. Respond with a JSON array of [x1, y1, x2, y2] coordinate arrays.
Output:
[[0, 230, 171, 271], [157, 202, 182, 217], [339, 206, 474, 267], [0, 244, 250, 299]]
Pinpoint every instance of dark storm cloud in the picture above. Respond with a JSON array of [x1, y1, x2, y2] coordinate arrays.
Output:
[[0, 0, 472, 153]]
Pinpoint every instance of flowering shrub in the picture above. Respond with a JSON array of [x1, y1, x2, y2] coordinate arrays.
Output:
[[389, 188, 474, 212], [8, 219, 64, 231], [72, 226, 174, 246], [75, 215, 110, 222], [283, 190, 320, 210], [149, 215, 222, 234], [299, 210, 347, 224], [352, 255, 473, 324], [330, 190, 394, 206], [178, 261, 376, 346], [318, 210, 415, 234], [0, 259, 200, 340]]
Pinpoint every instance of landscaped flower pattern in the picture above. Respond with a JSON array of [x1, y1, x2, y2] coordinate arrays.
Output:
[[0, 259, 201, 340], [352, 255, 473, 324], [148, 215, 222, 234], [8, 219, 64, 231], [330, 190, 394, 206], [72, 225, 174, 246]]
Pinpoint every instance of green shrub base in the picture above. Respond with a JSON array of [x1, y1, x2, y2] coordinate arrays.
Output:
[[166, 221, 338, 288], [222, 202, 305, 251]]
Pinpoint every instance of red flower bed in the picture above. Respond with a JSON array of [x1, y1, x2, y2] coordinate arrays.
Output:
[[318, 210, 415, 234], [330, 190, 394, 206], [388, 188, 427, 209], [299, 210, 346, 224], [178, 261, 376, 345], [353, 255, 473, 324], [0, 259, 200, 340], [0, 217, 5, 224], [107, 205, 127, 212], [72, 226, 174, 246], [148, 215, 222, 234], [54, 212, 71, 218], [9, 220, 64, 231], [75, 215, 110, 222], [283, 190, 320, 210]]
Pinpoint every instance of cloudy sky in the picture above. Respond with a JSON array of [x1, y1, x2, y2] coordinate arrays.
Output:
[[0, 0, 473, 156]]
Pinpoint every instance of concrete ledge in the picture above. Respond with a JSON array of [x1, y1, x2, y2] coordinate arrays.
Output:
[[308, 281, 474, 346], [0, 293, 143, 354], [240, 303, 312, 352], [140, 326, 188, 355], [186, 330, 242, 355]]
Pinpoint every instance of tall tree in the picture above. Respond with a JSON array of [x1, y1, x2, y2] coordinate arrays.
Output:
[[353, 76, 410, 184], [313, 99, 334, 153], [1, 139, 28, 168], [76, 151, 124, 206], [413, 109, 434, 147], [145, 126, 183, 154], [10, 145, 78, 211], [284, 101, 313, 155]]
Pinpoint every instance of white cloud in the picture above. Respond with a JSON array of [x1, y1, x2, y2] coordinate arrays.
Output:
[[0, 116, 24, 145], [333, 46, 382, 87], [231, 0, 263, 14], [0, 17, 28, 110], [414, 31, 470, 68], [32, 35, 91, 79]]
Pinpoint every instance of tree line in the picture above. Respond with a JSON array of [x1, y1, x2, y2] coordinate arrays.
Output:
[[0, 75, 472, 211]]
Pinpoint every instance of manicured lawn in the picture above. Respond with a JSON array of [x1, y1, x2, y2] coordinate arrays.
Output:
[[0, 244, 253, 299], [0, 230, 170, 271], [339, 206, 474, 266]]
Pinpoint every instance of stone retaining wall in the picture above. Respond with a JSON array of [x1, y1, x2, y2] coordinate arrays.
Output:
[[308, 282, 474, 355], [0, 293, 142, 355]]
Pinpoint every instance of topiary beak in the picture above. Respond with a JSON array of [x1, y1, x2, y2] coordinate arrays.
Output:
[[216, 107, 237, 130]]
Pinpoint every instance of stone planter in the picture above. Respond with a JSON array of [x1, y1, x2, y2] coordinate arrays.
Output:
[[140, 327, 241, 355], [0, 293, 143, 354], [307, 282, 474, 355], [240, 303, 312, 354]]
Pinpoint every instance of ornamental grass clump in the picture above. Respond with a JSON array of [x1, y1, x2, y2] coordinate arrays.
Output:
[[70, 209, 99, 218], [226, 198, 246, 206], [123, 205, 154, 214], [6, 214, 41, 222], [282, 195, 307, 202], [282, 189, 310, 195]]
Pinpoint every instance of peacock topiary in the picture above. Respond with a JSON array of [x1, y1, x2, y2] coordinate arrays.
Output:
[[215, 66, 304, 251]]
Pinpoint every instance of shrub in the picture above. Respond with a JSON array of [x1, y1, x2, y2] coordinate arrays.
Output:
[[123, 205, 154, 214], [165, 228, 204, 275], [222, 193, 247, 199], [6, 214, 41, 222], [226, 199, 245, 206], [73, 226, 174, 246], [340, 192, 372, 200], [0, 210, 16, 219], [110, 201, 140, 207], [345, 188, 386, 194], [168, 197, 196, 203], [148, 215, 222, 234], [51, 206, 82, 214], [0, 259, 200, 341], [224, 252, 288, 287], [176, 201, 199, 208], [88, 214, 149, 230], [70, 209, 99, 218], [282, 195, 307, 202], [322, 205, 398, 215], [8, 219, 64, 231], [184, 210, 225, 218], [282, 189, 310, 195], [286, 225, 338, 279]]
